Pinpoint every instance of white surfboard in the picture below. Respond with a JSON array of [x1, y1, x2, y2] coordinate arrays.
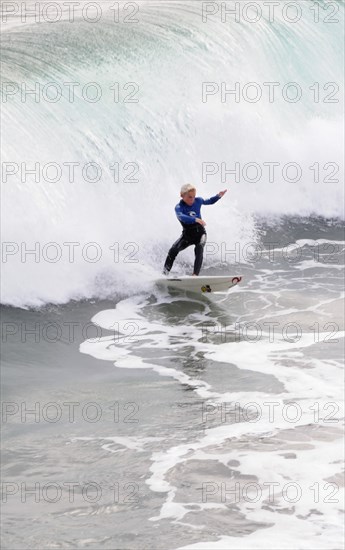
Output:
[[156, 275, 242, 294]]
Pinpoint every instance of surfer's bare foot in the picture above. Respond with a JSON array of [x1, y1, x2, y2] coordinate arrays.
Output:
[[192, 273, 198, 276]]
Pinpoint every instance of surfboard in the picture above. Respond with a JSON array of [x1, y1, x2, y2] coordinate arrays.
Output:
[[155, 275, 242, 294]]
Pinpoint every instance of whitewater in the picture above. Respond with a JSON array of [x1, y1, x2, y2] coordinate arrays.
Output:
[[1, 1, 344, 549]]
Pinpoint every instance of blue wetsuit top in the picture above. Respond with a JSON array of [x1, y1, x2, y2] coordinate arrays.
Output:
[[175, 195, 221, 230]]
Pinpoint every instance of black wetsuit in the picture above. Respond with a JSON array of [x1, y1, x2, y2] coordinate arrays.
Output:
[[163, 194, 220, 276]]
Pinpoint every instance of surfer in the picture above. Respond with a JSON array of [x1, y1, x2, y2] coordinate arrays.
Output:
[[163, 184, 227, 276]]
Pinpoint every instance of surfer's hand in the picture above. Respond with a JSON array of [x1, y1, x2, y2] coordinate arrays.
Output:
[[218, 189, 227, 197], [196, 218, 206, 226]]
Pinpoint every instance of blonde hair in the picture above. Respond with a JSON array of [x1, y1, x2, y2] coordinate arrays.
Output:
[[180, 183, 196, 196]]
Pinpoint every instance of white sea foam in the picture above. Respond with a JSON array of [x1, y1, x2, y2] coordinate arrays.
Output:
[[78, 285, 344, 547]]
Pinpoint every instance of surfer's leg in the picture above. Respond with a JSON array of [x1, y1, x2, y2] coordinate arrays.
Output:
[[163, 236, 191, 274], [193, 233, 207, 276]]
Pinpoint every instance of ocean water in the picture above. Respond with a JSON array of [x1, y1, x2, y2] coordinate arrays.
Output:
[[1, 1, 344, 549]]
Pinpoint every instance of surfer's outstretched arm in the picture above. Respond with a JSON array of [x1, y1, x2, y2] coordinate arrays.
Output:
[[202, 189, 227, 205]]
